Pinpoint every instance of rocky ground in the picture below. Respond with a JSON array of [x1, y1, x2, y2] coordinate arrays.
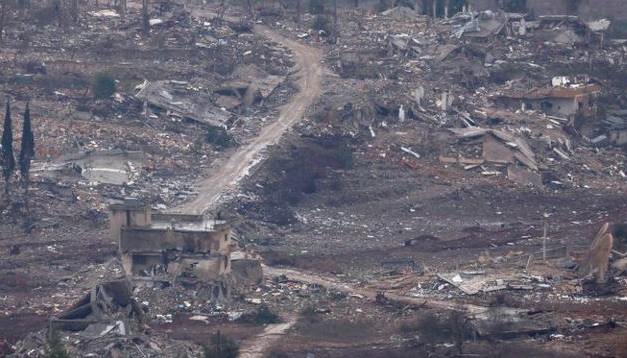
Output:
[[1, 1, 627, 358]]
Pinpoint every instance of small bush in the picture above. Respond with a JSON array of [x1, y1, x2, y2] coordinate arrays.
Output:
[[255, 305, 280, 325], [613, 223, 627, 240], [311, 15, 330, 33], [206, 126, 235, 149], [45, 330, 71, 358], [204, 332, 239, 358], [608, 21, 627, 39], [399, 310, 472, 351], [331, 145, 354, 169], [240, 305, 280, 325], [92, 72, 116, 99], [503, 0, 527, 12], [309, 0, 324, 14]]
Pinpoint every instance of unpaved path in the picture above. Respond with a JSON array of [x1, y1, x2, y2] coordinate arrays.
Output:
[[237, 315, 298, 358], [175, 12, 323, 215], [262, 265, 517, 316], [235, 265, 520, 357]]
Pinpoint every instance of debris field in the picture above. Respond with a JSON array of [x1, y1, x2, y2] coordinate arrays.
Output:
[[1, 1, 627, 358]]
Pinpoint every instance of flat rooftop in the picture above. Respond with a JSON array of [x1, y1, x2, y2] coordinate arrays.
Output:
[[150, 216, 227, 232]]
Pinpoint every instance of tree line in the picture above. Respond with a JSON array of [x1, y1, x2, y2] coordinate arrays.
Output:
[[1, 97, 35, 195]]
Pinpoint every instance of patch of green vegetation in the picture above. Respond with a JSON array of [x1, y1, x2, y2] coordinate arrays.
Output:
[[203, 332, 239, 358], [253, 305, 280, 325], [608, 20, 627, 39], [45, 330, 71, 358], [206, 126, 235, 149], [312, 15, 330, 33], [92, 72, 116, 99]]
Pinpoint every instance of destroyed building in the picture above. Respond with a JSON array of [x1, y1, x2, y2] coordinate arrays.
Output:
[[135, 80, 230, 127], [109, 199, 232, 300], [50, 279, 143, 333], [493, 77, 601, 117], [468, 0, 627, 21]]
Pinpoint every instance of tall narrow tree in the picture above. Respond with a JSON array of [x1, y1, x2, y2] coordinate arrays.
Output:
[[0, 0, 7, 44], [70, 0, 78, 22], [332, 0, 338, 44], [295, 0, 301, 24], [1, 99, 15, 195], [119, 0, 127, 20], [142, 0, 149, 34], [19, 101, 34, 192]]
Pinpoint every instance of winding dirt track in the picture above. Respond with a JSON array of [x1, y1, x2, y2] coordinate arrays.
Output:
[[237, 265, 520, 357], [171, 12, 324, 356], [175, 18, 323, 215]]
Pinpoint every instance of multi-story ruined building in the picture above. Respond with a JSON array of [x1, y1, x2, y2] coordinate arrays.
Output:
[[108, 199, 232, 299]]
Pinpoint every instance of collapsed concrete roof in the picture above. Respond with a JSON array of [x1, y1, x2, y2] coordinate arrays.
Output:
[[452, 10, 509, 39], [448, 127, 538, 172], [135, 80, 229, 127], [216, 64, 285, 107], [51, 279, 143, 332]]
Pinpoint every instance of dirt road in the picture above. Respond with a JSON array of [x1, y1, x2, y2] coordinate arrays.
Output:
[[175, 18, 323, 215], [237, 315, 298, 358], [261, 265, 517, 316], [234, 265, 523, 358]]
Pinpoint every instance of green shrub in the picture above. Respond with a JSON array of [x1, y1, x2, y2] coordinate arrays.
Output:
[[312, 15, 330, 33], [92, 72, 116, 99], [45, 330, 71, 358], [503, 0, 527, 12], [309, 0, 324, 14], [253, 305, 280, 325], [206, 126, 235, 148], [204, 332, 239, 358]]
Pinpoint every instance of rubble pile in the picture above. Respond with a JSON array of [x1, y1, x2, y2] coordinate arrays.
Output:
[[297, 5, 627, 192]]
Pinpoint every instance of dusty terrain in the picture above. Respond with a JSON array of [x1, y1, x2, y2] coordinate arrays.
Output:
[[1, 1, 627, 358], [177, 7, 324, 214]]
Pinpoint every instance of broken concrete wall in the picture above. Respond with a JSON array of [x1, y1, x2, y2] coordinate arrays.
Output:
[[527, 97, 576, 116], [152, 213, 205, 223], [483, 135, 514, 164], [170, 255, 231, 282], [577, 223, 614, 283], [507, 165, 542, 187], [126, 253, 164, 276], [51, 279, 142, 332], [231, 259, 263, 286], [109, 203, 152, 243], [609, 129, 627, 146], [119, 227, 230, 254], [495, 83, 599, 117]]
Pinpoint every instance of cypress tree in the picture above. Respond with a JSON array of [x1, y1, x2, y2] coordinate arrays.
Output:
[[19, 101, 34, 191], [1, 99, 15, 195]]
